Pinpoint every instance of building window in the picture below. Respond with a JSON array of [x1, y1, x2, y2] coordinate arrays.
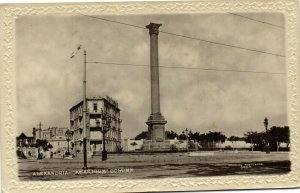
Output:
[[93, 103, 98, 112], [58, 129, 63, 136]]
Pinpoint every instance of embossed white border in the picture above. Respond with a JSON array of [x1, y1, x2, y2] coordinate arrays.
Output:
[[0, 0, 299, 193]]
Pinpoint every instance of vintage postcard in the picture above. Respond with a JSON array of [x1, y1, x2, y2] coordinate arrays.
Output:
[[1, 0, 300, 193]]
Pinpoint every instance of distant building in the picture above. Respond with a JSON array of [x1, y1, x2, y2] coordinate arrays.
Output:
[[33, 127, 69, 153], [16, 126, 70, 159], [69, 96, 122, 155], [217, 140, 252, 149], [16, 133, 34, 147], [41, 127, 69, 153]]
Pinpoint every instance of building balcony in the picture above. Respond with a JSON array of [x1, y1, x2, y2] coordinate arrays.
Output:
[[90, 139, 102, 142], [71, 114, 82, 120], [74, 138, 83, 142], [88, 110, 102, 115]]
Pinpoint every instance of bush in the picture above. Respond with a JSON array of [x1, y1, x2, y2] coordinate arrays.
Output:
[[170, 144, 178, 152], [188, 141, 196, 149], [35, 139, 51, 151]]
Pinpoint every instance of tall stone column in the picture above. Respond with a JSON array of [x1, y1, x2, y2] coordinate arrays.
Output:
[[146, 22, 167, 142]]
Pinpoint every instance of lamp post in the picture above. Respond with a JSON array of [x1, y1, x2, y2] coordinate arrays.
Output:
[[96, 111, 112, 161], [65, 129, 74, 155], [264, 117, 270, 154], [70, 45, 88, 169], [82, 50, 88, 169]]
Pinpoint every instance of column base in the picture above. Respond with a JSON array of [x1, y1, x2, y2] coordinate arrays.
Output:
[[146, 113, 167, 142]]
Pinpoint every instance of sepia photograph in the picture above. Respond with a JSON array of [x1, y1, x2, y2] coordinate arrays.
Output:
[[15, 11, 290, 180], [1, 1, 300, 193]]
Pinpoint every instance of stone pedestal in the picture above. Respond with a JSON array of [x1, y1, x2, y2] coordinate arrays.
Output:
[[146, 113, 167, 142]]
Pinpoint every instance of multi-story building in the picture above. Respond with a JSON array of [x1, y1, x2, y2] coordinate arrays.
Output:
[[69, 96, 122, 155]]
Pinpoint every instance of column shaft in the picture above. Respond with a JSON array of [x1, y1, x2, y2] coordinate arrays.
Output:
[[150, 33, 160, 115]]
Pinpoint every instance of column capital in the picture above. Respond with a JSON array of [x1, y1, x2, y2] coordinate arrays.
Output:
[[146, 22, 162, 35]]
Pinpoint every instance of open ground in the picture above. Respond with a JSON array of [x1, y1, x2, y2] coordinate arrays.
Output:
[[18, 151, 290, 181]]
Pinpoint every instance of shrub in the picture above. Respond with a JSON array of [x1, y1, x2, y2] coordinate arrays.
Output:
[[170, 144, 178, 152], [188, 141, 196, 149]]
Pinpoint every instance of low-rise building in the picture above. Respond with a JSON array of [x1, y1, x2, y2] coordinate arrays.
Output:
[[16, 133, 34, 147], [217, 140, 252, 149]]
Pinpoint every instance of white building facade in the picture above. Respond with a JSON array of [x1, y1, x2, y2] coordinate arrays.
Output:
[[34, 127, 69, 153]]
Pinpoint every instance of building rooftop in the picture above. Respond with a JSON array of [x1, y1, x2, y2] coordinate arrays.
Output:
[[16, 132, 34, 140], [69, 96, 120, 112]]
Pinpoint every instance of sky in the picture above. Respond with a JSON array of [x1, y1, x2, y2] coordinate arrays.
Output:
[[16, 12, 287, 139]]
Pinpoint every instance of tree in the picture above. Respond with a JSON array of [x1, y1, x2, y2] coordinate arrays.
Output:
[[177, 131, 188, 140], [205, 131, 226, 148], [188, 130, 193, 139], [48, 143, 53, 149], [196, 131, 226, 149], [268, 126, 290, 151], [216, 132, 226, 143], [198, 133, 208, 148], [165, 130, 178, 139], [135, 131, 148, 140], [188, 140, 196, 149], [189, 132, 200, 141], [35, 139, 51, 151], [244, 131, 265, 151], [282, 126, 290, 148]]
